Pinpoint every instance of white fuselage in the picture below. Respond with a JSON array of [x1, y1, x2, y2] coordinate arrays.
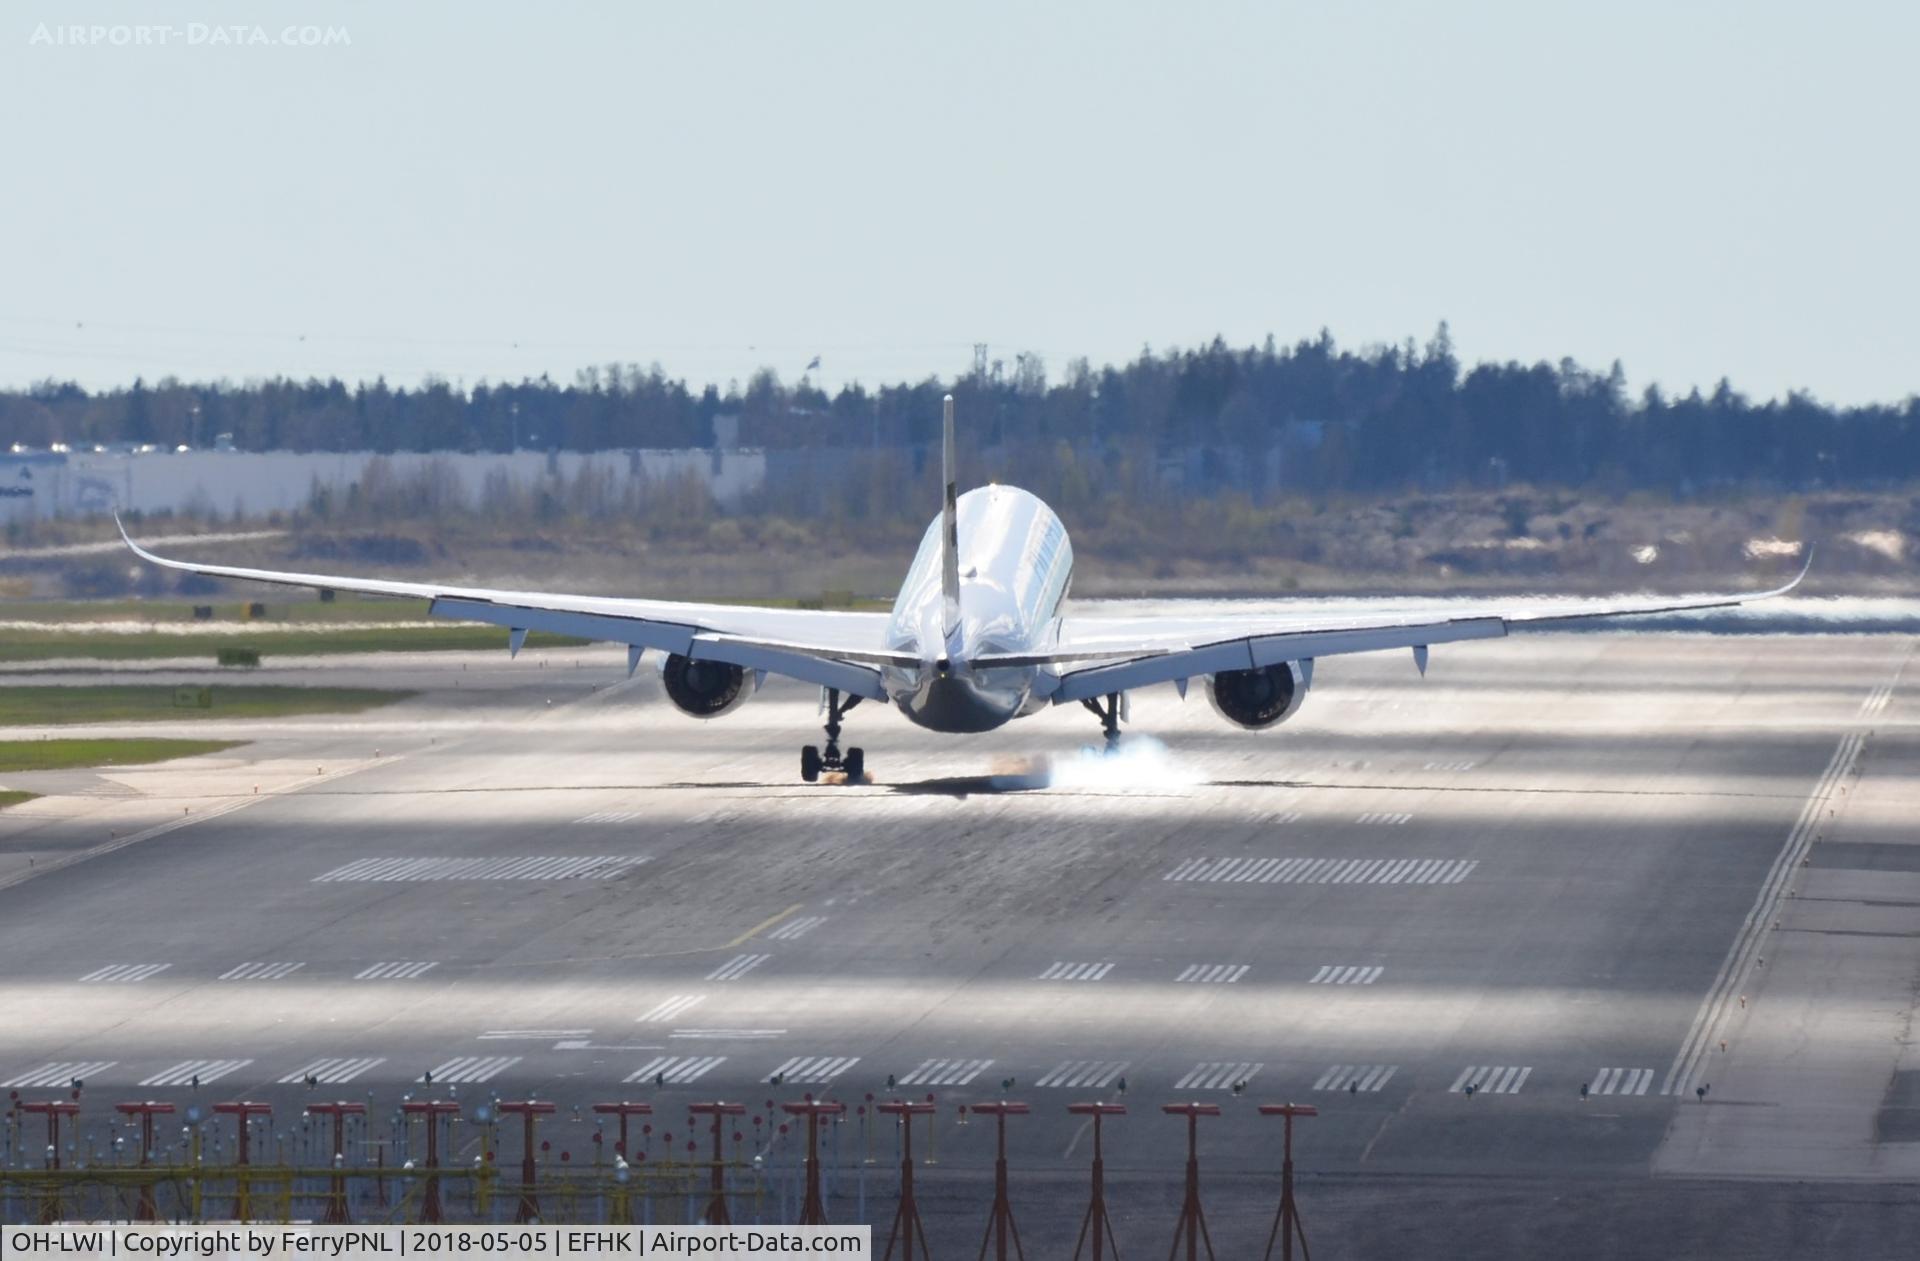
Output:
[[882, 485, 1071, 733]]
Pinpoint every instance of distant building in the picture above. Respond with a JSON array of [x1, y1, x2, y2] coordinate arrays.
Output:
[[0, 447, 766, 523]]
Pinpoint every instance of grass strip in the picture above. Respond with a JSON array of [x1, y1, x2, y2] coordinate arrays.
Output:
[[0, 626, 583, 662], [0, 686, 410, 726], [0, 738, 242, 773], [0, 790, 37, 810]]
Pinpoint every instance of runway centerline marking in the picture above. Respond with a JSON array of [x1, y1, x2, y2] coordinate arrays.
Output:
[[1313, 1064, 1397, 1093], [1451, 1065, 1532, 1094], [1035, 1061, 1128, 1089], [574, 808, 645, 825], [280, 1057, 384, 1085], [627, 1056, 725, 1085], [638, 995, 705, 1023], [767, 1056, 860, 1084], [422, 1056, 519, 1084], [1037, 961, 1115, 981], [706, 954, 770, 981], [141, 1059, 252, 1088], [1164, 857, 1477, 885], [1590, 1067, 1653, 1096], [218, 962, 304, 981], [1, 1061, 116, 1089], [1173, 1062, 1262, 1091], [898, 1059, 993, 1087], [313, 855, 648, 882], [355, 961, 438, 980], [79, 963, 170, 983], [1176, 964, 1249, 984], [1309, 965, 1384, 985]]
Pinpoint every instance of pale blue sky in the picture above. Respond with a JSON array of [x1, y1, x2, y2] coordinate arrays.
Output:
[[2, 1, 1914, 403]]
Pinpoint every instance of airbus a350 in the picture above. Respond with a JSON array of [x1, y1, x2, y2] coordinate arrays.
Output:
[[121, 396, 1806, 782]]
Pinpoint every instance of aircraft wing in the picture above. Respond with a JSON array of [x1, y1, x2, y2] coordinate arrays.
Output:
[[993, 559, 1810, 703], [116, 519, 911, 700]]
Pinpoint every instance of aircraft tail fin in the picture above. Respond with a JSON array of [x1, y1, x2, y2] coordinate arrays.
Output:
[[941, 393, 961, 636]]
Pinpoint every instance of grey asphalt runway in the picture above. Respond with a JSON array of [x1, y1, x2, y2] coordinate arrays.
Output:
[[3, 632, 1919, 1253]]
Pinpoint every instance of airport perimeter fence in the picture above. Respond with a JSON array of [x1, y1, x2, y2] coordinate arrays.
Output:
[[1, 1094, 865, 1226], [0, 1089, 1315, 1251]]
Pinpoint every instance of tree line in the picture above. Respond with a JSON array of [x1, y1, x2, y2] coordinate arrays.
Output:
[[5, 326, 1917, 497]]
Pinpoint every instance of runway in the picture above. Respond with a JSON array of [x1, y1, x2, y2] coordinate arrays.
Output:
[[3, 631, 1919, 1252]]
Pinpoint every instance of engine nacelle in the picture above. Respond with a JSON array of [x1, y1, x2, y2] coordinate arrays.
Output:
[[660, 653, 751, 718], [1206, 661, 1309, 730]]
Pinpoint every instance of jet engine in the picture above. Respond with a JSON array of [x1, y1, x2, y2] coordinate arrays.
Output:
[[1206, 661, 1309, 730], [660, 653, 751, 718]]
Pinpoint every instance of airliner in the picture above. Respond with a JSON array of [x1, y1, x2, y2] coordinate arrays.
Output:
[[121, 396, 1806, 782]]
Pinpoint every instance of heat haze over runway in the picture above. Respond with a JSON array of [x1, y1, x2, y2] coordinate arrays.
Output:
[[3, 630, 1919, 1250]]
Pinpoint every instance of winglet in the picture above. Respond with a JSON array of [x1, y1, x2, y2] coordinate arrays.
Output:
[[114, 512, 161, 566], [940, 394, 961, 636]]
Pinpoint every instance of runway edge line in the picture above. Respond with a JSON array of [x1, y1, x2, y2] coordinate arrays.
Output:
[[1660, 730, 1864, 1097]]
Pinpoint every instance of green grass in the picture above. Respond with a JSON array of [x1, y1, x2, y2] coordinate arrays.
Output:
[[0, 626, 584, 663], [0, 790, 37, 810], [0, 591, 891, 622], [0, 595, 433, 624], [0, 738, 242, 774], [0, 686, 411, 727]]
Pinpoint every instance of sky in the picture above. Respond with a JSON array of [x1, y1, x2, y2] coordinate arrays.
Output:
[[1, 1, 1915, 405]]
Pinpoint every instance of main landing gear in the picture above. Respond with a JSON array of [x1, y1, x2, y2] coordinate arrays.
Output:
[[1080, 691, 1124, 754], [802, 688, 865, 784]]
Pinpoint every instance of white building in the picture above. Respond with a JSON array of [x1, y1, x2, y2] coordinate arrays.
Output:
[[0, 447, 767, 522]]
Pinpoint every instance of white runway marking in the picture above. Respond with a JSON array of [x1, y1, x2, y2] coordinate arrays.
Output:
[[421, 1056, 519, 1084], [898, 1058, 993, 1087], [768, 916, 829, 941], [1451, 1065, 1532, 1094], [1262, 809, 1303, 825], [671, 1029, 785, 1040], [767, 1056, 860, 1084], [1037, 961, 1115, 981], [1, 1061, 115, 1088], [1590, 1067, 1654, 1096], [1663, 731, 1865, 1098], [314, 855, 648, 882], [706, 954, 770, 981], [478, 1029, 592, 1041], [1312, 1064, 1397, 1092], [1035, 1060, 1128, 1089], [218, 962, 304, 981], [79, 963, 170, 983], [141, 1059, 252, 1087], [1173, 1062, 1263, 1091], [626, 1056, 725, 1085], [573, 809, 645, 825], [1176, 964, 1250, 984], [280, 1057, 384, 1084], [1163, 857, 1478, 885], [355, 962, 438, 980], [637, 995, 705, 1023], [1355, 811, 1414, 825], [1423, 760, 1477, 772], [1861, 684, 1894, 716], [1309, 965, 1384, 985]]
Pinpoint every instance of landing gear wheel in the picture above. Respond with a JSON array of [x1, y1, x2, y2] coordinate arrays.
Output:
[[801, 688, 867, 783], [1080, 691, 1126, 753]]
